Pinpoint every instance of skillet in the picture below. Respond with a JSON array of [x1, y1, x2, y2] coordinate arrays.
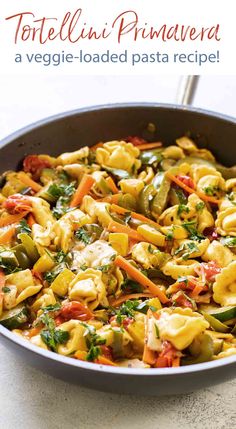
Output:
[[0, 84, 236, 395]]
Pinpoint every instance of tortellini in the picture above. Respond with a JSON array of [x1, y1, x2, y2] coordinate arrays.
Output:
[[57, 320, 87, 355], [56, 146, 89, 166], [216, 207, 236, 237], [30, 288, 57, 313], [96, 140, 141, 172], [71, 240, 117, 271], [69, 268, 109, 310], [131, 242, 167, 269], [81, 196, 113, 227], [162, 258, 200, 280], [29, 197, 55, 227], [202, 240, 236, 268], [4, 269, 42, 309], [32, 221, 55, 247], [154, 307, 209, 350], [213, 261, 236, 306], [119, 179, 144, 197], [54, 209, 92, 252]]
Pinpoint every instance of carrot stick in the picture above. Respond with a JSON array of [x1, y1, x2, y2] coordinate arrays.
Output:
[[137, 142, 162, 150], [99, 194, 121, 204], [70, 174, 96, 207], [0, 211, 29, 228], [114, 256, 169, 304], [165, 171, 221, 205], [0, 270, 5, 289], [172, 356, 180, 367], [18, 171, 42, 192], [189, 284, 205, 298], [90, 142, 103, 151], [105, 176, 119, 194], [27, 213, 37, 228], [107, 221, 144, 241], [74, 350, 87, 361], [143, 309, 157, 365], [110, 204, 162, 228], [0, 225, 16, 245], [110, 293, 153, 307], [28, 326, 42, 338], [96, 356, 117, 366]]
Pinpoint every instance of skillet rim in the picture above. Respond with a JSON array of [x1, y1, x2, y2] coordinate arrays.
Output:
[[0, 102, 235, 147], [0, 101, 236, 376]]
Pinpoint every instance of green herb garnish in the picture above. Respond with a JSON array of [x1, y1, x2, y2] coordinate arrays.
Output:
[[177, 204, 190, 216], [75, 227, 91, 245], [18, 219, 31, 235], [196, 202, 205, 212]]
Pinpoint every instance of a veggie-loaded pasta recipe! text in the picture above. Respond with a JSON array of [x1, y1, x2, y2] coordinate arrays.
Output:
[[1, 134, 236, 368]]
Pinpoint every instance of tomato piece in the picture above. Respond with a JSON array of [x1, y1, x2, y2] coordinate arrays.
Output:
[[122, 316, 133, 329], [201, 261, 221, 282], [172, 291, 194, 309], [23, 155, 51, 180], [58, 301, 93, 322], [155, 341, 179, 367], [100, 345, 113, 360], [203, 227, 218, 241], [176, 175, 195, 190], [3, 194, 32, 214], [125, 136, 147, 146]]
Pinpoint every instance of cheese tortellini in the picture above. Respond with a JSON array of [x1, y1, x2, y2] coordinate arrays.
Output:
[[96, 140, 141, 172], [69, 268, 109, 310], [4, 270, 42, 309], [213, 261, 236, 306], [154, 308, 209, 350]]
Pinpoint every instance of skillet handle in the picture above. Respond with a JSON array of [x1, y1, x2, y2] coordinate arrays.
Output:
[[176, 75, 200, 105]]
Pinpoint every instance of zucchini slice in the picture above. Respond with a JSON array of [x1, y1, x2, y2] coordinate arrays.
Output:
[[201, 306, 236, 323], [0, 304, 29, 329]]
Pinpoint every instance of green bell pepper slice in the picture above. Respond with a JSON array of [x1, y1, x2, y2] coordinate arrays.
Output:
[[18, 233, 40, 263]]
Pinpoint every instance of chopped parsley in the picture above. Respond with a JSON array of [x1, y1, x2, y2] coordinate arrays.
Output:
[[2, 286, 10, 293], [48, 182, 75, 200], [54, 250, 68, 264], [81, 323, 106, 362], [40, 312, 69, 352], [44, 263, 65, 284], [196, 202, 205, 212], [175, 241, 199, 260], [221, 237, 236, 248], [121, 278, 143, 293], [177, 204, 190, 217], [75, 227, 91, 245], [17, 219, 31, 235], [175, 188, 188, 204], [182, 220, 204, 241], [203, 186, 219, 196]]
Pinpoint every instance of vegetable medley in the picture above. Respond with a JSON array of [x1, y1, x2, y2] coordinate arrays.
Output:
[[1, 134, 236, 369]]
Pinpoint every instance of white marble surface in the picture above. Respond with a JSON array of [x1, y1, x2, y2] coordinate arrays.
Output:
[[0, 75, 236, 429]]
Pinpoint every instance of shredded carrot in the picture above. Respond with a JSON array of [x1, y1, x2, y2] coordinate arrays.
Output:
[[0, 270, 5, 289], [74, 350, 87, 361], [189, 283, 205, 298], [99, 194, 120, 204], [90, 142, 103, 151], [18, 171, 42, 192], [28, 326, 42, 339], [0, 211, 29, 228], [114, 256, 169, 304], [70, 174, 96, 208], [154, 356, 168, 368], [96, 356, 117, 366], [110, 293, 153, 307], [110, 204, 162, 228], [0, 225, 16, 245], [172, 356, 180, 367], [105, 176, 119, 194], [143, 309, 157, 365], [107, 221, 144, 241], [137, 142, 162, 150], [27, 213, 37, 228], [165, 171, 221, 205]]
